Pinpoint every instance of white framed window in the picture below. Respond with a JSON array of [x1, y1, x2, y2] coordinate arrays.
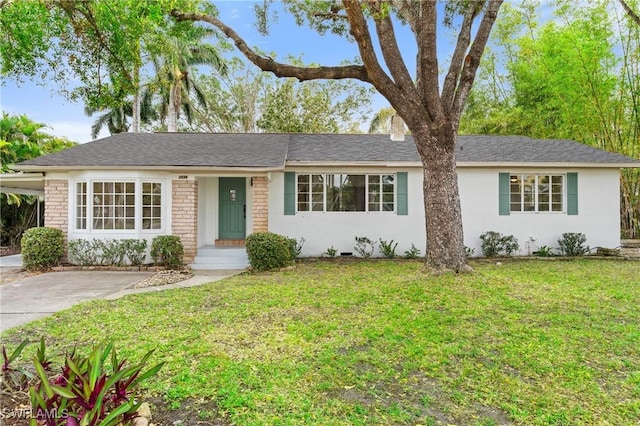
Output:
[[74, 180, 163, 231], [296, 173, 395, 212], [510, 174, 564, 213], [142, 182, 162, 229], [76, 182, 87, 230]]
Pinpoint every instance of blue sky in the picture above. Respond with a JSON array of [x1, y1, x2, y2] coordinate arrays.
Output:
[[1, 1, 479, 142]]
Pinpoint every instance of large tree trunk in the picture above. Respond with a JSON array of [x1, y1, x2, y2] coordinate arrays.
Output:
[[414, 127, 469, 273]]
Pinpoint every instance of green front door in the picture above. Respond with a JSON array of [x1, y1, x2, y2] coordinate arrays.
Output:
[[219, 177, 246, 239]]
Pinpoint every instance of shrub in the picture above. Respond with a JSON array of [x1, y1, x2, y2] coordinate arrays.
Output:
[[404, 243, 421, 259], [480, 231, 519, 257], [21, 227, 65, 270], [68, 238, 148, 266], [533, 245, 555, 257], [465, 246, 475, 258], [151, 235, 184, 269], [122, 238, 148, 266], [558, 232, 589, 256], [30, 340, 163, 426], [354, 236, 376, 258], [289, 237, 305, 259], [68, 239, 99, 266], [323, 246, 337, 257], [246, 232, 293, 271], [379, 239, 398, 258]]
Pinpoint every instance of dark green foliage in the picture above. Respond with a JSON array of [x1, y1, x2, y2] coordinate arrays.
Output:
[[558, 233, 590, 256], [150, 235, 184, 269], [289, 237, 305, 258], [21, 227, 65, 270], [378, 239, 398, 258], [403, 243, 421, 259], [354, 236, 376, 258], [465, 246, 476, 258], [29, 341, 163, 426], [480, 231, 519, 257], [533, 245, 555, 257], [323, 246, 337, 257], [68, 239, 148, 266], [246, 232, 294, 271]]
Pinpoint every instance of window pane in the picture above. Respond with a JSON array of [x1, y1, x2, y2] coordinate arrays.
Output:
[[326, 174, 365, 212], [510, 175, 522, 211], [523, 175, 535, 211], [141, 182, 162, 229], [76, 182, 87, 230]]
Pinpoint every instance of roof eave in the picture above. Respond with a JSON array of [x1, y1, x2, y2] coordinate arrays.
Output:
[[12, 164, 286, 173], [456, 161, 640, 168]]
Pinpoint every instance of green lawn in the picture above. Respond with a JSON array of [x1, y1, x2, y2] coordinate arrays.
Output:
[[2, 260, 640, 425]]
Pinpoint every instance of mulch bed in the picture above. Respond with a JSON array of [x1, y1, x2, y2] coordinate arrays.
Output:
[[0, 246, 20, 257]]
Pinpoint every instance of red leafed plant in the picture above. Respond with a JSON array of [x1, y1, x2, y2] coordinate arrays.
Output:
[[29, 341, 163, 426]]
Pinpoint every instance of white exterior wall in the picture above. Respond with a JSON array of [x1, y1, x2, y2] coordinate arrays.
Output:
[[269, 167, 622, 257], [269, 168, 427, 256], [459, 168, 621, 255]]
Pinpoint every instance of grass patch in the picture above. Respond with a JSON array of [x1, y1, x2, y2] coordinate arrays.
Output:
[[2, 260, 639, 425]]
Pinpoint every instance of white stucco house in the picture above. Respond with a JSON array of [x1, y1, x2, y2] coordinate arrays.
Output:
[[3, 132, 639, 268]]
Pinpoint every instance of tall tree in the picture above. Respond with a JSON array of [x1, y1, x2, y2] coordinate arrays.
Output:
[[173, 1, 504, 272], [146, 23, 227, 132], [460, 0, 640, 238]]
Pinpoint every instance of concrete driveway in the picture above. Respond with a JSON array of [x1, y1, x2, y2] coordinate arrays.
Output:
[[1, 271, 153, 332]]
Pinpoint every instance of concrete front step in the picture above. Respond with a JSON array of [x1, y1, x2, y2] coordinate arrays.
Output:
[[190, 246, 249, 270]]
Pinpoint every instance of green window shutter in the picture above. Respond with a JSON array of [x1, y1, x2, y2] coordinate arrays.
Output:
[[284, 172, 295, 215], [499, 173, 510, 216], [396, 172, 408, 215], [567, 172, 578, 215]]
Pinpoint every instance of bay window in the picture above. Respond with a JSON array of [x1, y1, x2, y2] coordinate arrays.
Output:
[[74, 180, 163, 231]]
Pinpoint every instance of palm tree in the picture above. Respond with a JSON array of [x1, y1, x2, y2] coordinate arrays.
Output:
[[368, 107, 396, 134], [85, 86, 157, 139], [147, 25, 227, 132]]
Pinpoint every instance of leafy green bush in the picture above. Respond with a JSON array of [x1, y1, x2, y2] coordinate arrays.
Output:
[[480, 231, 519, 257], [323, 246, 337, 257], [465, 246, 475, 258], [21, 227, 65, 270], [122, 238, 148, 266], [558, 232, 589, 256], [379, 239, 398, 258], [404, 243, 421, 259], [354, 236, 376, 258], [151, 235, 184, 269], [68, 239, 99, 266], [288, 237, 305, 259], [533, 245, 555, 257], [68, 238, 148, 266], [246, 232, 294, 271]]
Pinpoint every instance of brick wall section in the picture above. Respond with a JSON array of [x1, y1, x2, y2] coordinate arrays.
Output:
[[44, 179, 69, 261], [172, 180, 198, 264], [44, 179, 68, 234], [252, 176, 269, 233]]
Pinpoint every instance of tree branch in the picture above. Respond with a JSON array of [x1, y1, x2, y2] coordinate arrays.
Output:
[[341, 1, 424, 119], [441, 1, 479, 114], [450, 0, 504, 126], [368, 1, 415, 95], [619, 0, 640, 26], [415, 1, 442, 124], [171, 9, 369, 83]]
